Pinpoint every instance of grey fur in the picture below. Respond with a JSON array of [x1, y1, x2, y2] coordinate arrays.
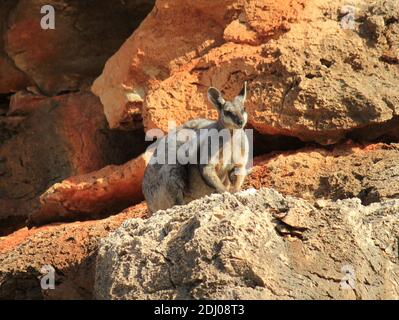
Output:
[[142, 84, 249, 213]]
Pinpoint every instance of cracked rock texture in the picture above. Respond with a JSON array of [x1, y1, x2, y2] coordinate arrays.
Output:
[[0, 1, 30, 95], [93, 0, 399, 144], [248, 0, 399, 144], [0, 0, 398, 301], [245, 142, 399, 204], [95, 188, 399, 300]]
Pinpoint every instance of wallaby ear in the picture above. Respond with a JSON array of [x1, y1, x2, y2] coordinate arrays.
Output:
[[235, 81, 247, 105], [207, 87, 225, 110]]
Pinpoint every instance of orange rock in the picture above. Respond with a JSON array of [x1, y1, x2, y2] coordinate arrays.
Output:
[[27, 151, 153, 227], [92, 0, 306, 131], [93, 0, 399, 145], [0, 203, 148, 299], [0, 92, 145, 234], [7, 90, 45, 115], [143, 43, 262, 132], [245, 142, 399, 204], [4, 0, 155, 95]]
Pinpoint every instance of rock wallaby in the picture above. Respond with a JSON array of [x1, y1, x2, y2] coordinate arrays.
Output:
[[142, 83, 250, 213]]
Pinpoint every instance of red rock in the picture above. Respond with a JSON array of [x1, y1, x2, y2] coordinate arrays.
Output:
[[27, 151, 153, 227], [7, 90, 47, 115], [0, 203, 148, 299], [0, 92, 145, 235], [4, 0, 155, 95], [0, 57, 30, 94], [0, 2, 31, 94]]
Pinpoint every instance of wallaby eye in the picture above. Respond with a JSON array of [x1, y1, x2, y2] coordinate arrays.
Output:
[[224, 110, 234, 117]]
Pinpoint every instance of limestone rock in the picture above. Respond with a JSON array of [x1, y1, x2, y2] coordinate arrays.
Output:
[[94, 188, 399, 300], [245, 142, 399, 204], [248, 0, 399, 144], [92, 0, 305, 130], [93, 0, 399, 144], [31, 142, 398, 228]]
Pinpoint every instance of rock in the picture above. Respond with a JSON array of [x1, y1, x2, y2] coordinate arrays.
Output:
[[0, 92, 146, 235], [28, 151, 153, 227], [93, 0, 399, 145], [94, 188, 399, 300], [246, 142, 399, 204], [4, 0, 155, 95], [248, 0, 399, 144], [0, 57, 30, 95], [0, 1, 31, 94], [31, 141, 399, 228], [0, 203, 147, 300], [92, 0, 306, 130], [7, 90, 48, 115]]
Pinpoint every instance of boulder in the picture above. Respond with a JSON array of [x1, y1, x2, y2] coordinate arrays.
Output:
[[92, 0, 306, 130], [95, 188, 399, 300], [0, 203, 147, 300], [248, 0, 399, 144], [0, 92, 145, 235], [28, 151, 153, 227], [4, 0, 155, 95], [245, 142, 399, 204], [93, 0, 399, 144]]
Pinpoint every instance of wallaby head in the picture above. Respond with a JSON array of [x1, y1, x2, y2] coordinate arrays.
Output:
[[207, 82, 248, 130]]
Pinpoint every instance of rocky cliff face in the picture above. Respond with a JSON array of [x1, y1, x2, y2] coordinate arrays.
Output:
[[0, 92, 147, 234], [0, 0, 398, 300], [3, 0, 155, 96], [92, 0, 307, 130], [2, 141, 398, 299], [0, 0, 155, 234], [93, 0, 399, 144]]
